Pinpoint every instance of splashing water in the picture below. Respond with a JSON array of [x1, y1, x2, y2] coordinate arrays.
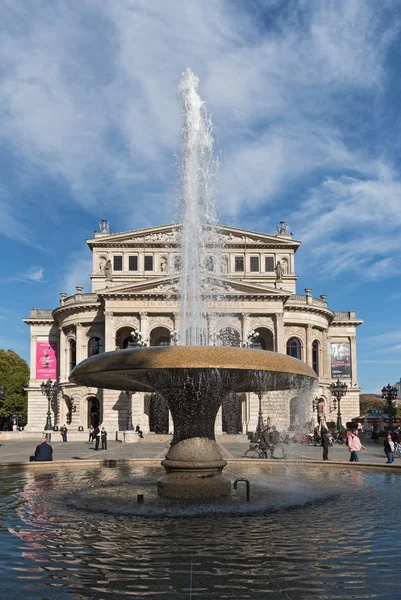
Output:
[[178, 68, 220, 346]]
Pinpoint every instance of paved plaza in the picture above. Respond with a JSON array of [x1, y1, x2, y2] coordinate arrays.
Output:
[[0, 434, 398, 467]]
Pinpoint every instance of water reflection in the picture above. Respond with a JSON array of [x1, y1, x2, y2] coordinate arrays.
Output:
[[0, 465, 399, 599]]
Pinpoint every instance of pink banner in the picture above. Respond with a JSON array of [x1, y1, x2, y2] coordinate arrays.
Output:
[[36, 341, 57, 379]]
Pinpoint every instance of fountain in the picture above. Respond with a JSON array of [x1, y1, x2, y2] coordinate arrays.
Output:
[[70, 68, 317, 499]]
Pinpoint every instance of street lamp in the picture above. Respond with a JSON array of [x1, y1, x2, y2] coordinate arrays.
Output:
[[126, 390, 133, 431], [256, 392, 265, 438], [129, 331, 147, 347], [170, 330, 179, 345], [242, 330, 260, 348], [40, 378, 57, 431], [381, 383, 398, 431], [329, 380, 348, 432]]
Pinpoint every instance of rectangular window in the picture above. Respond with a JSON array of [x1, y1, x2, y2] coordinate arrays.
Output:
[[250, 256, 259, 272], [235, 256, 244, 272], [129, 256, 138, 271], [113, 256, 123, 271], [144, 255, 154, 271], [265, 256, 274, 272]]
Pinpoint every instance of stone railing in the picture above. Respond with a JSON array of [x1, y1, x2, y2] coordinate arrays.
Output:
[[287, 295, 327, 307], [62, 293, 98, 306], [333, 311, 356, 320], [29, 309, 53, 318]]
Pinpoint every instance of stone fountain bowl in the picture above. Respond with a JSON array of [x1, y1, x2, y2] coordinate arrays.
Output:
[[70, 347, 317, 499]]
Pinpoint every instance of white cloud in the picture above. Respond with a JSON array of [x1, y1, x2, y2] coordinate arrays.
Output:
[[23, 267, 45, 282]]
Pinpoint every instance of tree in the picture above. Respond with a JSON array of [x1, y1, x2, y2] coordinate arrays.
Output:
[[359, 394, 386, 415], [0, 349, 29, 427]]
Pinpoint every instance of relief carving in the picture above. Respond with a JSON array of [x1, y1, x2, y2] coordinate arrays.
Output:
[[250, 316, 274, 330], [149, 316, 174, 330]]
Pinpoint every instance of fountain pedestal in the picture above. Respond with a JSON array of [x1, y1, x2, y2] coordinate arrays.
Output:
[[158, 437, 230, 499]]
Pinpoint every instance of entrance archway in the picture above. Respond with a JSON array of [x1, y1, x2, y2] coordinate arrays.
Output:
[[87, 397, 100, 428], [254, 327, 274, 351], [150, 326, 171, 346], [222, 393, 245, 433]]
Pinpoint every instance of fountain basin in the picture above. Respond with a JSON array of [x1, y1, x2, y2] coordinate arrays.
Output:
[[70, 346, 317, 498]]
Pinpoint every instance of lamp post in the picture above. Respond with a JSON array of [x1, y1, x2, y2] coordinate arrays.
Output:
[[256, 392, 265, 438], [381, 383, 398, 431], [329, 380, 348, 432], [242, 330, 260, 348], [40, 379, 57, 431], [129, 331, 147, 347], [170, 330, 179, 345]]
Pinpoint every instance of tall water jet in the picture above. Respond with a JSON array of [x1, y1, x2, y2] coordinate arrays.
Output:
[[178, 68, 219, 346]]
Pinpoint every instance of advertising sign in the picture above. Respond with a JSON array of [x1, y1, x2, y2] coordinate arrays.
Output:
[[36, 341, 57, 379], [330, 342, 351, 380]]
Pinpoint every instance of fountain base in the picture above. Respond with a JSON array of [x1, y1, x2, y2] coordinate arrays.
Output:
[[158, 437, 231, 499]]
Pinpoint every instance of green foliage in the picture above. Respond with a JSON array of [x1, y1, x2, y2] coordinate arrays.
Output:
[[0, 349, 29, 422], [359, 394, 386, 415]]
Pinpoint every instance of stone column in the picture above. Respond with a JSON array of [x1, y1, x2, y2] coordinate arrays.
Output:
[[275, 313, 285, 353], [139, 312, 149, 345], [30, 334, 37, 381], [322, 330, 331, 379], [306, 325, 312, 367], [59, 327, 66, 382], [75, 323, 86, 364], [242, 313, 250, 343], [104, 311, 115, 351], [350, 335, 357, 385]]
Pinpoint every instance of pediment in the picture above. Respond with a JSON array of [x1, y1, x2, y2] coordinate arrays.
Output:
[[87, 223, 300, 249], [98, 276, 290, 298]]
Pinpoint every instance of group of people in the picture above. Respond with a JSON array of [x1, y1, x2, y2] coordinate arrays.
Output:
[[258, 425, 287, 459], [88, 425, 108, 450]]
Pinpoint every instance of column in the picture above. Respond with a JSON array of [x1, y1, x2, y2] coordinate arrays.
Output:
[[75, 323, 86, 364], [104, 311, 115, 351], [275, 313, 285, 353], [306, 325, 312, 367], [242, 313, 250, 343], [30, 334, 37, 381], [322, 330, 331, 380], [350, 335, 357, 385], [139, 312, 149, 344], [59, 327, 66, 382]]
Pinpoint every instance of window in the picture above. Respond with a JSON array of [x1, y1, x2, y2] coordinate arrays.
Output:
[[235, 256, 244, 272], [113, 256, 123, 271], [88, 337, 103, 357], [250, 256, 259, 272], [144, 255, 153, 271], [69, 340, 76, 372], [286, 337, 302, 360], [265, 256, 274, 272], [312, 340, 319, 375], [129, 255, 138, 271], [205, 256, 214, 271]]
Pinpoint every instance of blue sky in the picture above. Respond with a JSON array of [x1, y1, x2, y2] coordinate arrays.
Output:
[[0, 0, 400, 392]]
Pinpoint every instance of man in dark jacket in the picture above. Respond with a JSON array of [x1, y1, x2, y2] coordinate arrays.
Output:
[[321, 427, 330, 461], [259, 427, 272, 458], [93, 425, 100, 450], [29, 438, 53, 462]]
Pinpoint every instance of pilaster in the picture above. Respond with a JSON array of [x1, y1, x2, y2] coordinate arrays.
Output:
[[306, 325, 312, 367], [275, 313, 285, 353], [75, 323, 86, 364], [30, 334, 37, 380], [139, 312, 149, 344], [59, 327, 66, 381], [104, 311, 115, 351], [350, 335, 357, 385], [242, 313, 250, 343]]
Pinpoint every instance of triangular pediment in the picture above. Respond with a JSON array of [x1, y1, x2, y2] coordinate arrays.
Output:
[[97, 276, 291, 298], [87, 223, 300, 249]]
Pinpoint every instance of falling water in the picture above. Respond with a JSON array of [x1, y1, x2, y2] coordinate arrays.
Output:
[[178, 68, 220, 346]]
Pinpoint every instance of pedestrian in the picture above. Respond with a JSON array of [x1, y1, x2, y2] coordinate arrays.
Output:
[[258, 427, 271, 458], [29, 437, 53, 462], [60, 424, 68, 442], [88, 426, 94, 443], [101, 427, 107, 450], [93, 425, 100, 450], [321, 427, 330, 461], [135, 424, 143, 438], [384, 433, 395, 464], [348, 428, 366, 462]]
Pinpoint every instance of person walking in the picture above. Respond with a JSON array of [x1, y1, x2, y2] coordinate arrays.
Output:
[[348, 428, 366, 462], [321, 427, 330, 461], [101, 427, 108, 450], [384, 433, 395, 464], [93, 425, 100, 450], [61, 424, 68, 442], [88, 426, 94, 443], [29, 437, 53, 462], [259, 427, 271, 458]]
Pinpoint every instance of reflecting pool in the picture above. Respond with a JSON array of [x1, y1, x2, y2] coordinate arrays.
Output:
[[0, 463, 400, 599]]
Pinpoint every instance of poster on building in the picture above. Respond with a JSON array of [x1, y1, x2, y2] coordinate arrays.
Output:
[[330, 342, 351, 379], [36, 341, 57, 379]]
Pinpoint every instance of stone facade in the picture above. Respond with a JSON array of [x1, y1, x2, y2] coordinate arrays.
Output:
[[23, 223, 363, 435]]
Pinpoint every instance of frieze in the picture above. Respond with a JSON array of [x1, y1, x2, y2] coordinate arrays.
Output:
[[113, 315, 140, 329], [149, 316, 174, 330], [250, 316, 274, 330]]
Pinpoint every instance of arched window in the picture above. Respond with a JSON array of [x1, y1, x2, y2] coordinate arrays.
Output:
[[88, 337, 103, 357], [312, 340, 320, 375], [286, 337, 302, 360], [69, 339, 76, 372]]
